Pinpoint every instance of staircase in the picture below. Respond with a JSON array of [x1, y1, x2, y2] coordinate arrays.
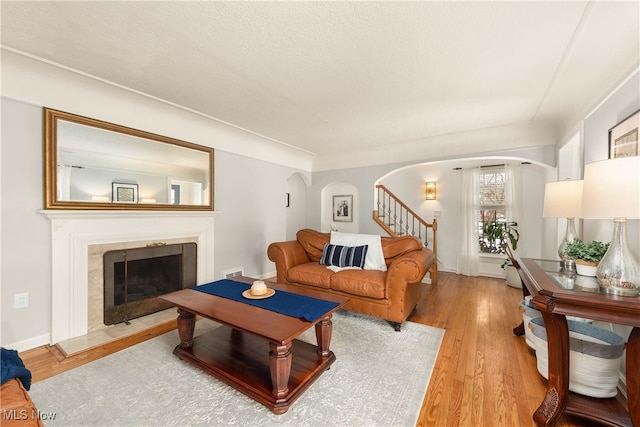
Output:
[[373, 184, 438, 285]]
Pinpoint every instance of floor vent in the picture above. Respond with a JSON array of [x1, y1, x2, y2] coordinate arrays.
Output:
[[223, 267, 244, 279]]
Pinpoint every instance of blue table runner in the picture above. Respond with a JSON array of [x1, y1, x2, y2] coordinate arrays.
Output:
[[192, 279, 340, 322]]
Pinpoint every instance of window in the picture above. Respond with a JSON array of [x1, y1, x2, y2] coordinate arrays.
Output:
[[478, 167, 507, 254]]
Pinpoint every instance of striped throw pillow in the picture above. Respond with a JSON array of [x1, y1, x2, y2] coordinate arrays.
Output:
[[319, 243, 369, 269]]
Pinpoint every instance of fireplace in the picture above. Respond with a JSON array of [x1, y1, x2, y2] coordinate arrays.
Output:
[[103, 243, 197, 325], [42, 210, 216, 344]]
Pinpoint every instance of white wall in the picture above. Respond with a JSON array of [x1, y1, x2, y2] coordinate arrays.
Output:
[[1, 100, 52, 350], [579, 70, 639, 389], [378, 158, 551, 276], [2, 48, 637, 353], [1, 50, 314, 171], [0, 49, 312, 349], [309, 163, 396, 235], [306, 66, 637, 281], [0, 96, 312, 349], [582, 72, 640, 249], [308, 147, 557, 278], [285, 173, 309, 241], [320, 182, 359, 234], [213, 151, 305, 280]]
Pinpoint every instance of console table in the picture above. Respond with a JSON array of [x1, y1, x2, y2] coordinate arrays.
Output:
[[516, 258, 638, 427]]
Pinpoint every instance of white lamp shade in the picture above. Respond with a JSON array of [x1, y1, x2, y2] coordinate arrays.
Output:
[[542, 180, 584, 218], [581, 157, 640, 219]]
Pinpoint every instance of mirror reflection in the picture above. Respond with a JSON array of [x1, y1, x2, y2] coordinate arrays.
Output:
[[45, 109, 214, 210]]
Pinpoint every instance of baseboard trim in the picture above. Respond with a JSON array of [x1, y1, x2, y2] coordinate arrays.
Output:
[[257, 270, 276, 280], [5, 333, 51, 352]]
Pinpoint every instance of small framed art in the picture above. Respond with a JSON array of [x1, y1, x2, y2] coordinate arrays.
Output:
[[112, 183, 138, 203], [609, 109, 639, 159], [333, 195, 353, 222]]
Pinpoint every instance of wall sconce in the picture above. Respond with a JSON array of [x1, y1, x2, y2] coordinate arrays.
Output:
[[425, 181, 437, 200]]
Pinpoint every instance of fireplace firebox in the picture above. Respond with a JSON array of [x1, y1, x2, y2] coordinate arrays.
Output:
[[103, 242, 196, 325]]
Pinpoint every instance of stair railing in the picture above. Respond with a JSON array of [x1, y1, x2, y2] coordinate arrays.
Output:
[[373, 184, 438, 284]]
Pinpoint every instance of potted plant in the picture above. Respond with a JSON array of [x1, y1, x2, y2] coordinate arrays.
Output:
[[484, 220, 521, 287], [562, 239, 610, 276]]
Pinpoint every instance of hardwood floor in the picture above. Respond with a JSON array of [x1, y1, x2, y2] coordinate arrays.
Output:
[[19, 272, 612, 426], [413, 272, 604, 427]]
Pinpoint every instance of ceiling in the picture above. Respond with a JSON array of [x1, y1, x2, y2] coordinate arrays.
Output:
[[1, 1, 639, 166]]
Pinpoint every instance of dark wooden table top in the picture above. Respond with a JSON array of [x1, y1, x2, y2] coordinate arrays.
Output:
[[518, 258, 640, 327], [159, 276, 349, 345]]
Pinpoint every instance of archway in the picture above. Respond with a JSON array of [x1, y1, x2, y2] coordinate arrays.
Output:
[[320, 181, 359, 233], [285, 172, 310, 240]]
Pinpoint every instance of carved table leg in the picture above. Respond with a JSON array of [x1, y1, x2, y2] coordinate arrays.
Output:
[[315, 315, 333, 357], [514, 267, 530, 337], [269, 342, 292, 399], [513, 321, 525, 336], [176, 308, 196, 349], [533, 296, 570, 427], [627, 327, 639, 427]]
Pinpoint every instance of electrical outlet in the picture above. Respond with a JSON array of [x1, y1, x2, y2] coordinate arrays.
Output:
[[14, 292, 29, 309]]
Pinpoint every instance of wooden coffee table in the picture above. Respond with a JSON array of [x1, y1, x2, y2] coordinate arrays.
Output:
[[158, 277, 348, 414]]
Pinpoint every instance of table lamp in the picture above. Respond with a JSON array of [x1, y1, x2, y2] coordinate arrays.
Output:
[[542, 179, 583, 270], [581, 157, 640, 296]]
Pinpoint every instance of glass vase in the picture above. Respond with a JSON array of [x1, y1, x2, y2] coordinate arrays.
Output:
[[558, 217, 578, 273], [595, 218, 640, 296]]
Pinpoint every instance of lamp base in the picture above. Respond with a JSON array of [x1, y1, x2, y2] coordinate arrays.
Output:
[[595, 219, 640, 297], [557, 217, 578, 260], [600, 285, 638, 297], [560, 259, 576, 274]]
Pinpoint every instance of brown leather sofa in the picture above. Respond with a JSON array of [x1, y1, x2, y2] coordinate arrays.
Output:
[[0, 379, 43, 427], [267, 229, 435, 330]]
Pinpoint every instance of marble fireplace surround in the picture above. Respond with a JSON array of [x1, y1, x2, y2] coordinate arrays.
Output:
[[89, 239, 197, 332], [41, 210, 217, 344]]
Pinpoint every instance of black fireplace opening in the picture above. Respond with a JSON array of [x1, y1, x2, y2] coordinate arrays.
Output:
[[103, 242, 196, 325], [112, 255, 181, 305]]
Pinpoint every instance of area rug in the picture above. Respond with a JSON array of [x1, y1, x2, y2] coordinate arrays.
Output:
[[29, 311, 444, 427]]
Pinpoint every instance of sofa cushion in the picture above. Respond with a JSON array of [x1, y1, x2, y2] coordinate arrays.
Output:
[[296, 229, 330, 262], [287, 263, 333, 289], [330, 269, 387, 299], [381, 235, 423, 266], [330, 232, 387, 271], [320, 244, 368, 269]]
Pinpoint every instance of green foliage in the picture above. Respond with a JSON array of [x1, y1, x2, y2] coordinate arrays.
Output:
[[484, 221, 519, 267], [485, 221, 519, 251], [563, 239, 610, 262]]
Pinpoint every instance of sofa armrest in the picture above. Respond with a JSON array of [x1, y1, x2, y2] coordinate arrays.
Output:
[[384, 248, 435, 323], [386, 248, 435, 295], [267, 240, 311, 284], [388, 248, 434, 281]]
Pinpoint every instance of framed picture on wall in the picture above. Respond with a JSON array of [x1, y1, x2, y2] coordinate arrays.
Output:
[[112, 183, 139, 203], [333, 195, 353, 222], [609, 109, 639, 159]]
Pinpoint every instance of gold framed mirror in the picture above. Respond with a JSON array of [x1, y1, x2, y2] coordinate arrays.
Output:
[[44, 108, 214, 210]]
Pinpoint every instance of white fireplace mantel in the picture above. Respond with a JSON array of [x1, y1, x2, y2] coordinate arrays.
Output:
[[41, 210, 218, 344]]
